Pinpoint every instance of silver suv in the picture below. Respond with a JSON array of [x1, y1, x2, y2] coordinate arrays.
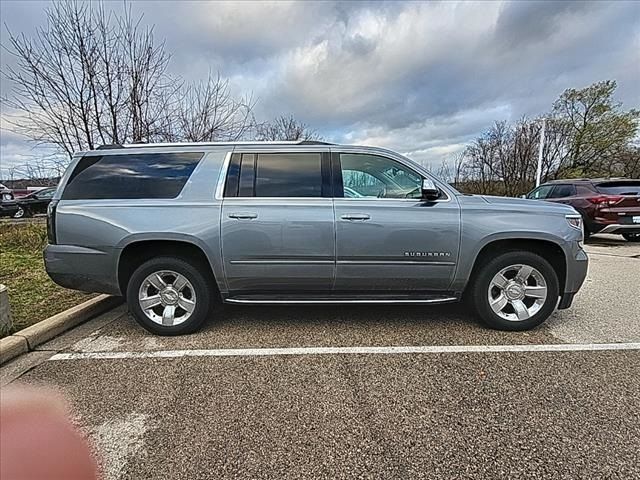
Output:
[[44, 141, 588, 335]]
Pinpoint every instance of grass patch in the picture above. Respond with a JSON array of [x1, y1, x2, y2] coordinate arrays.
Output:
[[0, 221, 94, 336]]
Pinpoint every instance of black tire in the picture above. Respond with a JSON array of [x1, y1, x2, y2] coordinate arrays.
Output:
[[469, 251, 559, 331], [126, 256, 212, 335], [13, 207, 27, 219], [622, 233, 640, 242]]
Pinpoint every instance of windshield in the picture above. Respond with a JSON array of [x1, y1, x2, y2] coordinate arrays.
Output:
[[596, 181, 640, 195]]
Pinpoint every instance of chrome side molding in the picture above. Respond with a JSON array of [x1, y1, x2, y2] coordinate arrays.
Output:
[[225, 297, 458, 305]]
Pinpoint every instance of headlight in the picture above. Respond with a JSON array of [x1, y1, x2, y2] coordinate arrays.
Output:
[[566, 214, 583, 235], [2, 193, 12, 201]]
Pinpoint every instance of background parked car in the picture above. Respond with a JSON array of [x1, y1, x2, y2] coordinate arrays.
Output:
[[14, 187, 57, 218], [526, 179, 640, 242], [0, 183, 19, 218]]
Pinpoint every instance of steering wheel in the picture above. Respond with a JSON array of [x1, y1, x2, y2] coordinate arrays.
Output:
[[404, 187, 420, 198]]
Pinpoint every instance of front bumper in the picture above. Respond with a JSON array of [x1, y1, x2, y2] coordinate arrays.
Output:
[[44, 244, 121, 295], [558, 245, 588, 310], [0, 202, 19, 217]]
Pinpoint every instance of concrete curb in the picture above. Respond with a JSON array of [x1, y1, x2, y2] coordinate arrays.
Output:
[[0, 294, 123, 365]]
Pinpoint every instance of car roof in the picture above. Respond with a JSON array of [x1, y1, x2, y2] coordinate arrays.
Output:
[[77, 141, 408, 162], [95, 140, 334, 150], [542, 178, 638, 186]]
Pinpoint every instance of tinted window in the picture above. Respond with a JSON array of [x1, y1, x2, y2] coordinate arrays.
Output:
[[576, 185, 594, 196], [223, 153, 242, 197], [254, 153, 322, 197], [527, 185, 554, 199], [596, 181, 640, 195], [340, 154, 422, 199], [63, 152, 203, 200], [549, 184, 576, 198], [238, 154, 256, 197], [36, 189, 56, 199]]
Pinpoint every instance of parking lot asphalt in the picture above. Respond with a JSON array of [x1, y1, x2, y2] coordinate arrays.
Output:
[[2, 234, 639, 479]]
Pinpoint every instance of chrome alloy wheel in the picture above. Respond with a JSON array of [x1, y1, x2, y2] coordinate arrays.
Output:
[[487, 264, 547, 321], [138, 270, 196, 326]]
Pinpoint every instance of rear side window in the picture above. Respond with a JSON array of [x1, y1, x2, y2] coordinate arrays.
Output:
[[255, 153, 322, 197], [62, 152, 204, 200], [576, 185, 594, 196], [548, 184, 576, 198], [596, 181, 640, 195], [225, 153, 324, 198]]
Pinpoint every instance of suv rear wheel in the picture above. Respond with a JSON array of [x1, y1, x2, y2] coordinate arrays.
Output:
[[622, 233, 640, 242], [126, 256, 212, 335], [470, 251, 559, 331]]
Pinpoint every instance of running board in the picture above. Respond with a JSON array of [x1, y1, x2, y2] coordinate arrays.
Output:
[[224, 295, 458, 305]]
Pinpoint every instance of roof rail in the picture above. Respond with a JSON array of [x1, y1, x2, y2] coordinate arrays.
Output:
[[96, 144, 124, 150], [94, 140, 334, 150]]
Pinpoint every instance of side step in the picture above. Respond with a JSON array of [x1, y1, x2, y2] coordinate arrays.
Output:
[[224, 293, 459, 305]]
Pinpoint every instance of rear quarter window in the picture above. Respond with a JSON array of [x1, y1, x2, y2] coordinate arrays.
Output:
[[62, 152, 204, 200], [595, 181, 640, 195]]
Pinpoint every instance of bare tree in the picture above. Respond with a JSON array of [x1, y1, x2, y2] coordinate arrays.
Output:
[[457, 118, 550, 196], [2, 1, 179, 156], [2, 0, 259, 163], [6, 156, 64, 185], [166, 73, 256, 142], [256, 114, 322, 141]]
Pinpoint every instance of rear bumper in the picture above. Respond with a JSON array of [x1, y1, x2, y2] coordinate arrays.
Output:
[[44, 244, 121, 295], [598, 224, 640, 234]]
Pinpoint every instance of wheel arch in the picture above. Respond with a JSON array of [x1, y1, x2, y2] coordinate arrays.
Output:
[[117, 236, 223, 299], [461, 235, 567, 296]]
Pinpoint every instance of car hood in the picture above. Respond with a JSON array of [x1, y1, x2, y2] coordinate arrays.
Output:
[[479, 195, 577, 214]]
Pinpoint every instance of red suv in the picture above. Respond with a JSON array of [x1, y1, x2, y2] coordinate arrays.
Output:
[[526, 179, 640, 242]]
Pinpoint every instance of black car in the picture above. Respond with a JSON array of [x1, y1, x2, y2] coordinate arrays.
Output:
[[0, 183, 19, 218], [14, 187, 57, 218]]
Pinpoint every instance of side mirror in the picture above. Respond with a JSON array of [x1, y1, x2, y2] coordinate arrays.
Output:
[[421, 178, 440, 201], [520, 195, 527, 199]]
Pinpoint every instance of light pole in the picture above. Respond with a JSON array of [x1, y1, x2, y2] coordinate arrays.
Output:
[[535, 118, 546, 187]]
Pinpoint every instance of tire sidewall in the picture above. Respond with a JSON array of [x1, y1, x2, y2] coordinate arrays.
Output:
[[622, 233, 640, 242], [472, 251, 559, 331], [126, 257, 211, 335]]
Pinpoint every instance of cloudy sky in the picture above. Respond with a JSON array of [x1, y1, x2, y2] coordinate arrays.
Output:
[[1, 0, 639, 178]]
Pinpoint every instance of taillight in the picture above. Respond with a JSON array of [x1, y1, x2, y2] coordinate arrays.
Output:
[[586, 195, 623, 206], [47, 200, 58, 244]]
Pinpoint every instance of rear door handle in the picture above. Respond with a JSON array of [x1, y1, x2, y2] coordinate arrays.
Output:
[[229, 212, 258, 219], [341, 214, 371, 221]]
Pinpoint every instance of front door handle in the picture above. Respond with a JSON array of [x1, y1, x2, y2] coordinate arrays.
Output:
[[229, 212, 258, 219], [341, 214, 371, 221]]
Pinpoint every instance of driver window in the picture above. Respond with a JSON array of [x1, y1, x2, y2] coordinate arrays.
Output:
[[527, 185, 553, 199], [38, 189, 55, 199], [339, 153, 422, 199]]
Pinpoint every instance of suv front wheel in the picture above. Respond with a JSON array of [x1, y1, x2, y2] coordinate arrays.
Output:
[[470, 251, 559, 331], [127, 256, 212, 335]]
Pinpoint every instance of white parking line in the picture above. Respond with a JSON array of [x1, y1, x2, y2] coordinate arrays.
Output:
[[49, 342, 640, 361]]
